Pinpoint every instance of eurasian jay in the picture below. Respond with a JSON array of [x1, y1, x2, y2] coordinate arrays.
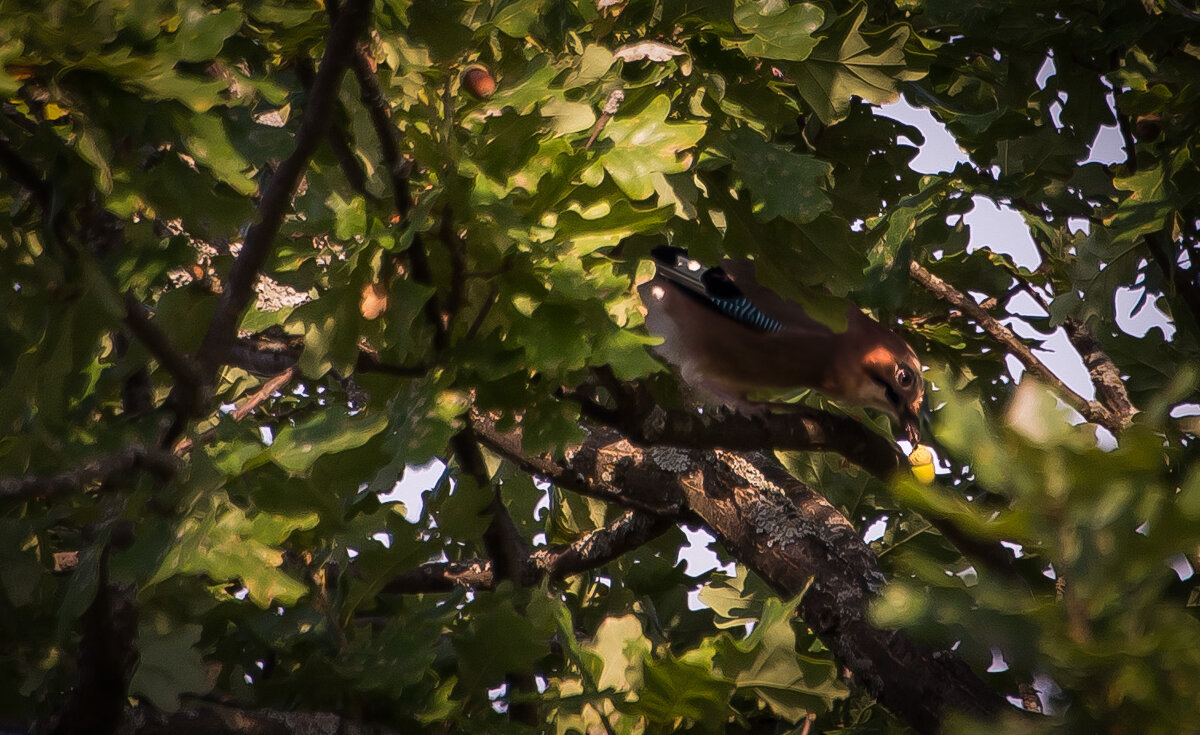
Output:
[[639, 246, 925, 443]]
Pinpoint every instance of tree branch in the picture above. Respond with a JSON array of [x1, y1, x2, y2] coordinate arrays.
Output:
[[223, 329, 426, 379], [910, 260, 1119, 432], [45, 550, 139, 735], [440, 206, 467, 332], [230, 367, 296, 421], [1061, 318, 1136, 431], [192, 0, 372, 388], [293, 54, 370, 197], [331, 1, 448, 353], [123, 291, 203, 415], [470, 411, 686, 516], [381, 509, 673, 594], [686, 448, 1009, 733], [570, 383, 909, 480], [0, 447, 177, 502], [571, 381, 1025, 582], [467, 420, 1010, 733]]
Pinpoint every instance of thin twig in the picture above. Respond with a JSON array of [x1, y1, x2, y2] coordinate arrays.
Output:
[[230, 367, 296, 421], [471, 411, 686, 516], [380, 509, 674, 593], [465, 283, 499, 341], [1, 102, 40, 135], [1165, 0, 1200, 21], [122, 292, 202, 409], [910, 260, 1118, 432], [584, 89, 625, 149], [332, 4, 447, 353], [174, 368, 299, 455], [799, 713, 816, 735], [294, 55, 371, 196], [440, 206, 467, 333]]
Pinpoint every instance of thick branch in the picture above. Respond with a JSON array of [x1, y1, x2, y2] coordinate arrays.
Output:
[[472, 421, 1009, 733], [450, 424, 536, 725], [0, 447, 177, 502], [451, 427, 530, 587], [470, 412, 686, 516], [45, 551, 138, 735], [382, 509, 673, 594], [910, 260, 1119, 431], [684, 448, 1008, 733], [573, 385, 908, 480], [193, 0, 372, 384]]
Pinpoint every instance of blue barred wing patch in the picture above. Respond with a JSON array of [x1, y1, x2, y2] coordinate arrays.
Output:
[[709, 295, 783, 333], [651, 246, 784, 334]]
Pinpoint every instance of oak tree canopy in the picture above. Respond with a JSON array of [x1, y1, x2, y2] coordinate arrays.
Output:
[[2, 0, 1199, 733]]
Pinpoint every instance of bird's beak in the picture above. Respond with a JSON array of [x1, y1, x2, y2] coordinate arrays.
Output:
[[901, 397, 924, 445]]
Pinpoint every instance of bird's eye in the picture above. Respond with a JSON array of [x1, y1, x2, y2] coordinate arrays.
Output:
[[896, 367, 915, 389]]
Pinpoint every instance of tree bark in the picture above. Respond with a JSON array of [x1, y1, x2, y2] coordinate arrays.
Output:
[[473, 420, 1011, 733]]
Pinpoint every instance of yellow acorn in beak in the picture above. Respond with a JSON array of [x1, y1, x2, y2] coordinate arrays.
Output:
[[908, 445, 935, 484]]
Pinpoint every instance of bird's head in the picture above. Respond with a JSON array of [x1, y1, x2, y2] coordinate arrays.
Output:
[[860, 340, 925, 444]]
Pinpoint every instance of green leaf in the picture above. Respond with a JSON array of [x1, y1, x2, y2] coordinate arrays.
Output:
[[454, 587, 555, 688], [135, 69, 229, 112], [727, 128, 832, 223], [791, 5, 923, 124], [130, 619, 211, 712], [149, 494, 315, 608], [717, 597, 846, 720], [0, 39, 24, 96], [589, 95, 706, 200], [267, 408, 389, 475], [588, 614, 650, 690], [554, 198, 673, 255], [290, 287, 363, 379], [179, 113, 256, 196], [732, 0, 824, 62], [564, 45, 616, 88], [0, 521, 42, 608], [637, 644, 735, 729], [491, 0, 549, 38], [542, 97, 596, 137], [172, 6, 243, 63], [76, 125, 113, 194]]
